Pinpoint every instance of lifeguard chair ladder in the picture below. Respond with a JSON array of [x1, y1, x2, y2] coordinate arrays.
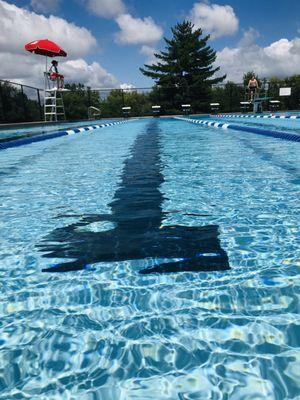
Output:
[[44, 73, 66, 122]]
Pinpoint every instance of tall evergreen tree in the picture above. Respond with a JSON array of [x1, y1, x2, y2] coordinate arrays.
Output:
[[140, 21, 226, 112]]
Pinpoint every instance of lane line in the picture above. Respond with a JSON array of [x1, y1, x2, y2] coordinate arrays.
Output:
[[0, 120, 134, 151], [174, 117, 300, 142]]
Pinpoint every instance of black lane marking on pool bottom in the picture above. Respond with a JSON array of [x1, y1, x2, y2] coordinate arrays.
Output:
[[40, 120, 230, 274]]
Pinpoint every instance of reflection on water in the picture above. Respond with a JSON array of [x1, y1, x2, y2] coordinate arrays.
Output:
[[40, 120, 229, 274], [0, 118, 299, 399]]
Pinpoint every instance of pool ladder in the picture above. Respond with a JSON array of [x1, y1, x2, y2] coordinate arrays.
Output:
[[44, 89, 66, 122]]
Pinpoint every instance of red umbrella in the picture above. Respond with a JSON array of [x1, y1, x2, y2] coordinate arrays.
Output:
[[25, 39, 67, 57], [25, 39, 67, 94]]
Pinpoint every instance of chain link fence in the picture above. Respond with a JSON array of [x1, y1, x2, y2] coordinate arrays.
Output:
[[1, 78, 299, 124], [0, 80, 43, 123], [212, 78, 300, 112]]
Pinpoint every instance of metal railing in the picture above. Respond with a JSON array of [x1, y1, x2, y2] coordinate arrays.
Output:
[[0, 79, 43, 123], [1, 78, 299, 124]]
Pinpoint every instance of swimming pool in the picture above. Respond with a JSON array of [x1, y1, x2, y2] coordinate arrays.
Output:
[[213, 113, 300, 134], [0, 119, 117, 142], [0, 118, 299, 399]]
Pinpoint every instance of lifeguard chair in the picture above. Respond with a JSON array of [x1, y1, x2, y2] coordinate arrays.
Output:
[[24, 39, 68, 122], [44, 72, 66, 122]]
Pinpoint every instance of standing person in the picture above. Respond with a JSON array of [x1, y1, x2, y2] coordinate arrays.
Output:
[[247, 75, 259, 102], [49, 60, 64, 89]]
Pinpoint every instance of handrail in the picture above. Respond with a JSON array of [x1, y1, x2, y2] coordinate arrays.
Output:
[[0, 79, 43, 91], [0, 79, 248, 92], [88, 106, 101, 112]]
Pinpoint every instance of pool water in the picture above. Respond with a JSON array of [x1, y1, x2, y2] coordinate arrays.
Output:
[[0, 118, 299, 399], [0, 119, 113, 142], [211, 114, 300, 134]]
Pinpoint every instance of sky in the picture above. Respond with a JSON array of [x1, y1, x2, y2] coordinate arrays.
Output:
[[1, 0, 300, 89]]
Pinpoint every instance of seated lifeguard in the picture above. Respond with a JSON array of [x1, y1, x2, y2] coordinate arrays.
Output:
[[49, 60, 64, 89]]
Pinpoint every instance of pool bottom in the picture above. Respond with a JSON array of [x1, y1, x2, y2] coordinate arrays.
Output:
[[40, 119, 230, 274], [0, 117, 299, 399]]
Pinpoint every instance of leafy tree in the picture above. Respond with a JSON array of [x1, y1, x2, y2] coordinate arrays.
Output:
[[0, 81, 41, 123], [140, 20, 226, 112], [63, 85, 153, 119], [99, 89, 154, 118], [211, 82, 245, 112], [63, 83, 101, 120], [99, 90, 123, 118], [282, 75, 300, 110]]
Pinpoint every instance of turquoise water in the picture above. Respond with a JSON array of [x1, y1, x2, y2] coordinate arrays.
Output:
[[0, 119, 113, 141], [0, 118, 299, 399], [211, 114, 300, 134]]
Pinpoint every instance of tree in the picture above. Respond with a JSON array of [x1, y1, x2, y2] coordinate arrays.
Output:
[[140, 20, 226, 112], [282, 75, 300, 110], [0, 81, 41, 123], [62, 84, 153, 119], [211, 82, 245, 112], [100, 90, 152, 118], [63, 83, 101, 120]]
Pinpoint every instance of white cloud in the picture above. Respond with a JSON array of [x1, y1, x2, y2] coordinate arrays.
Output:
[[0, 1, 121, 89], [0, 52, 120, 88], [30, 0, 61, 14], [120, 83, 136, 91], [140, 45, 157, 64], [0, 53, 43, 86], [189, 2, 239, 39], [238, 27, 259, 47], [216, 36, 300, 82], [0, 0, 97, 58], [115, 13, 163, 45], [87, 0, 125, 18], [63, 59, 119, 88]]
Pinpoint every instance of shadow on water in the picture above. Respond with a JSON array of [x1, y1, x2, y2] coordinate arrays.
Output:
[[39, 120, 230, 274]]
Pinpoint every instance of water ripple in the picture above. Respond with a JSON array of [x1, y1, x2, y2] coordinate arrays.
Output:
[[0, 119, 299, 399]]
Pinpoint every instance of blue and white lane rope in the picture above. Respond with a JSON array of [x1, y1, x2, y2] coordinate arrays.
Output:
[[0, 120, 131, 151], [216, 114, 300, 119], [175, 117, 300, 142]]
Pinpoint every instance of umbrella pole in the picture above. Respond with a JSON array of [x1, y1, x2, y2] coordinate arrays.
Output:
[[44, 56, 47, 121]]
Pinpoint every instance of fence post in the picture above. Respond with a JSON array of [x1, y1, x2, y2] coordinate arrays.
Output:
[[20, 84, 28, 121], [121, 89, 125, 108], [87, 88, 91, 108], [0, 83, 6, 122], [37, 88, 43, 120]]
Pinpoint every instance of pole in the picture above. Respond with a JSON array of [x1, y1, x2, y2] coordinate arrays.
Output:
[[37, 88, 43, 120], [44, 56, 47, 121], [20, 84, 28, 121], [88, 88, 91, 107], [0, 83, 5, 122], [121, 89, 125, 108]]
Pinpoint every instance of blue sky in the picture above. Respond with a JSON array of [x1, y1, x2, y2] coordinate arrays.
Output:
[[1, 0, 300, 88]]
